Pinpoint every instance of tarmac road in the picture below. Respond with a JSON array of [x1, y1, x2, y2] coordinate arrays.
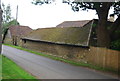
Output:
[[2, 45, 119, 79]]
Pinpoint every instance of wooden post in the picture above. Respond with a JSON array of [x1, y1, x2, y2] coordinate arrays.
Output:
[[16, 5, 18, 46], [16, 5, 18, 25]]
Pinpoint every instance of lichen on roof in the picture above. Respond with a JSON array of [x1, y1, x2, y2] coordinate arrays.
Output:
[[23, 21, 93, 46], [56, 20, 91, 28]]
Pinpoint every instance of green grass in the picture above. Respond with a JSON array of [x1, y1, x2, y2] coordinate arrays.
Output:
[[3, 44, 119, 75], [1, 55, 38, 80], [0, 55, 2, 80]]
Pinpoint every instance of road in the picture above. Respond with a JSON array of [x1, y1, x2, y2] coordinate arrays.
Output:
[[2, 45, 118, 79]]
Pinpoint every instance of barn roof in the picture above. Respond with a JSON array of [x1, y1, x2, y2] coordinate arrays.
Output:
[[56, 20, 91, 28], [22, 20, 93, 46], [8, 25, 33, 37]]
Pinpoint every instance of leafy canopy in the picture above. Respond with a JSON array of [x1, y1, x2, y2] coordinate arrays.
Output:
[[2, 3, 20, 34]]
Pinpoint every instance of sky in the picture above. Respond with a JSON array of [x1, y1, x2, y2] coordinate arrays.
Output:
[[1, 0, 114, 29]]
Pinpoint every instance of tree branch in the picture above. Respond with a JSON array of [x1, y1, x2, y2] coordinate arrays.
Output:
[[109, 14, 120, 35]]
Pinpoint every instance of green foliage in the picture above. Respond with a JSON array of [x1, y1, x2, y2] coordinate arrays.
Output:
[[32, 0, 54, 5], [92, 23, 97, 28], [2, 3, 20, 34], [111, 39, 120, 50], [113, 2, 120, 16], [115, 30, 120, 33], [2, 3, 12, 23], [7, 19, 20, 26], [32, 0, 120, 14], [65, 2, 120, 16], [2, 19, 20, 34], [0, 55, 2, 80]]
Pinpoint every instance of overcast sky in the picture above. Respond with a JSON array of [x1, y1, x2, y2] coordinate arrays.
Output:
[[1, 0, 114, 29]]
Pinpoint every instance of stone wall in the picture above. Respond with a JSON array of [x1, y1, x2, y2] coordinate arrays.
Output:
[[4, 35, 22, 46], [22, 39, 119, 71], [22, 40, 89, 60], [4, 37, 13, 45]]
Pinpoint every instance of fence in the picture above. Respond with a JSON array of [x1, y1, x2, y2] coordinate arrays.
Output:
[[86, 47, 119, 71]]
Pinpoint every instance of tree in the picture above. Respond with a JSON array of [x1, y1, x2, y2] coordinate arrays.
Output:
[[70, 2, 120, 48], [2, 3, 12, 23], [0, 0, 2, 54], [2, 19, 20, 34], [32, 0, 120, 48], [2, 3, 12, 34], [32, 0, 54, 5], [2, 3, 20, 34]]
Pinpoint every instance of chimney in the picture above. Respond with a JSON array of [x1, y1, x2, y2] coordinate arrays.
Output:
[[108, 14, 114, 22]]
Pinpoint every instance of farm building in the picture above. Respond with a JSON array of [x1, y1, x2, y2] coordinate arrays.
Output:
[[21, 20, 95, 58], [3, 25, 33, 46], [21, 20, 119, 71]]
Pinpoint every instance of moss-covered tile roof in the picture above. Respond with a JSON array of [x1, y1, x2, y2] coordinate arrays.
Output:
[[22, 20, 93, 46], [56, 20, 91, 28]]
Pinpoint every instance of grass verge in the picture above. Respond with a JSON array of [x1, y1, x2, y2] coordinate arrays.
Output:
[[1, 55, 38, 80], [0, 55, 2, 80], [3, 44, 119, 75]]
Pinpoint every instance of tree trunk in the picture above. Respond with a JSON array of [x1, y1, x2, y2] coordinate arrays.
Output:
[[97, 19, 110, 47], [96, 3, 111, 47], [0, 1, 2, 54]]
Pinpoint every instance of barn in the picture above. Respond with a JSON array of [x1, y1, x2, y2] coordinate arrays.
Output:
[[21, 20, 95, 59], [3, 25, 33, 46]]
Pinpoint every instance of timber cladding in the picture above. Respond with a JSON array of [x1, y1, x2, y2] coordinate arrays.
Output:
[[22, 39, 119, 71]]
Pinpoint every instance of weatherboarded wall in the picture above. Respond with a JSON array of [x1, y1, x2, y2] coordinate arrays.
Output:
[[22, 40, 119, 71]]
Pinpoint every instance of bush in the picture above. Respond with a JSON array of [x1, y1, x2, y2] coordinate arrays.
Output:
[[110, 39, 120, 51]]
